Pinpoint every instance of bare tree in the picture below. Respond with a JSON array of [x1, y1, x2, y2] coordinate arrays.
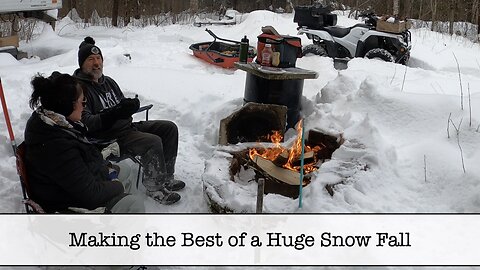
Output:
[[393, 0, 399, 15], [473, 0, 479, 24], [431, 0, 438, 31], [449, 0, 456, 35], [123, 0, 130, 26], [449, 118, 466, 174], [112, 0, 120, 27], [404, 0, 413, 18], [477, 0, 480, 35], [133, 0, 141, 19], [190, 0, 199, 12], [51, 0, 480, 33], [419, 0, 424, 19]]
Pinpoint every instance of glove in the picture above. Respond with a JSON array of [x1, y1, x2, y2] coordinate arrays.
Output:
[[117, 98, 140, 118], [101, 142, 120, 159], [108, 168, 119, 181], [100, 98, 140, 127]]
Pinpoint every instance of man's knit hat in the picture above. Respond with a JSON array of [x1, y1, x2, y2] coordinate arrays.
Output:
[[78, 36, 103, 67]]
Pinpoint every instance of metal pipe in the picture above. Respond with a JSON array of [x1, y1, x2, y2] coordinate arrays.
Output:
[[299, 119, 305, 208], [256, 178, 265, 213]]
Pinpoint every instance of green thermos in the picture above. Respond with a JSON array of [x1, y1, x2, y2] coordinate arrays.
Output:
[[239, 35, 249, 63]]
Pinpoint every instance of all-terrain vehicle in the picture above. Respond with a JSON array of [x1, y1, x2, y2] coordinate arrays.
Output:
[[294, 6, 411, 65]]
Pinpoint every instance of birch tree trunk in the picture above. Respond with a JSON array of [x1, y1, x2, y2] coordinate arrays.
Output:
[[393, 0, 399, 16]]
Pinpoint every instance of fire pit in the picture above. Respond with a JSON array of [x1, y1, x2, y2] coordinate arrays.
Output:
[[218, 102, 287, 145], [203, 126, 342, 213]]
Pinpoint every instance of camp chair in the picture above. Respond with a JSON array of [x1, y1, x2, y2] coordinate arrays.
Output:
[[16, 142, 45, 213], [15, 105, 153, 213], [127, 104, 153, 188], [93, 104, 154, 189], [16, 142, 106, 214]]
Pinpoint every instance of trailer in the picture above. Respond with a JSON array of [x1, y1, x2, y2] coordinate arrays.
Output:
[[0, 0, 63, 59], [0, 0, 62, 14]]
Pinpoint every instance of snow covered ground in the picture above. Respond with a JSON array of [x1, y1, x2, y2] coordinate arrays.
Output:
[[1, 10, 480, 214]]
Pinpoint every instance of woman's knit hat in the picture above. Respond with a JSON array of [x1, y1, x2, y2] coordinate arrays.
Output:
[[78, 36, 103, 67]]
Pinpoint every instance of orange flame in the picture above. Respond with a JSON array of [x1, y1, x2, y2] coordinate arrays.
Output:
[[249, 120, 321, 174]]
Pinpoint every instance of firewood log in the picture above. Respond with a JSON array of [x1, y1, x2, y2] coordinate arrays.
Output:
[[251, 155, 308, 186], [272, 150, 289, 167]]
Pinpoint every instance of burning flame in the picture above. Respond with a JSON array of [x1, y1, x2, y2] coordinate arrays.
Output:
[[249, 120, 321, 174]]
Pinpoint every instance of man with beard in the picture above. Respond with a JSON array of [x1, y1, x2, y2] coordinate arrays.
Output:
[[73, 37, 185, 205]]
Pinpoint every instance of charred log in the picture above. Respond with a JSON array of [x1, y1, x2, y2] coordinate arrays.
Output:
[[307, 130, 343, 159]]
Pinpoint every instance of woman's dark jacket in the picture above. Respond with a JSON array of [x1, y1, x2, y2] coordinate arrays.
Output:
[[24, 111, 124, 213]]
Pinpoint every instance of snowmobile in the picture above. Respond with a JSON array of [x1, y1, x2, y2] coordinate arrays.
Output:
[[294, 7, 411, 65]]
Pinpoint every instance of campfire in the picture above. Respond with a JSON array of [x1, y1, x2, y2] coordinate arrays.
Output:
[[209, 102, 342, 207], [225, 123, 341, 199], [248, 120, 322, 177]]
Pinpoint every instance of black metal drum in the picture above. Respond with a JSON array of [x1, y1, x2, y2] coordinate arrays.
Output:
[[243, 73, 303, 129]]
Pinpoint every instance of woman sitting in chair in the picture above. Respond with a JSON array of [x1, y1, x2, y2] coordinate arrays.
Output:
[[24, 72, 144, 213]]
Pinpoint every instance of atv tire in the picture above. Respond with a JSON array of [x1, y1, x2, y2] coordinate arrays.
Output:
[[302, 44, 327, 57], [397, 52, 410, 65], [364, 48, 394, 62]]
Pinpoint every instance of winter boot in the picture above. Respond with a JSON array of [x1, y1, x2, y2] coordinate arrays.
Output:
[[142, 152, 181, 204], [164, 175, 185, 191], [142, 170, 181, 205], [146, 189, 181, 205], [163, 156, 185, 191]]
